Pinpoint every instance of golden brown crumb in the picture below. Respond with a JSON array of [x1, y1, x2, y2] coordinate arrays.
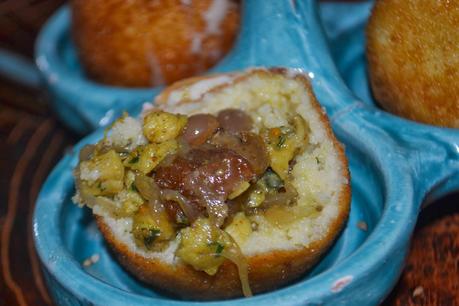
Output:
[[366, 0, 459, 128], [71, 0, 240, 87]]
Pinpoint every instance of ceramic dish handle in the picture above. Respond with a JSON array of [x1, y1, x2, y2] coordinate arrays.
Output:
[[213, 0, 354, 117], [213, 0, 309, 71], [310, 0, 459, 208], [387, 120, 459, 207], [352, 107, 459, 207], [0, 48, 42, 89]]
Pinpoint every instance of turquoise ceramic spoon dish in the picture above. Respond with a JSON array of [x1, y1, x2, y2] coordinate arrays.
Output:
[[35, 6, 159, 134], [34, 1, 459, 305]]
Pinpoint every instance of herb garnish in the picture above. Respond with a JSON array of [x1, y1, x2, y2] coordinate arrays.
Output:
[[277, 135, 287, 148], [143, 228, 161, 247], [129, 155, 140, 164], [209, 242, 225, 257]]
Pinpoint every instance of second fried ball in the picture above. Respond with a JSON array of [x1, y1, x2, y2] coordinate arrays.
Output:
[[71, 0, 240, 87], [366, 0, 459, 128]]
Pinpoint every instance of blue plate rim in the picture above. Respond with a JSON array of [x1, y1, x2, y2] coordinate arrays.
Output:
[[34, 116, 416, 305]]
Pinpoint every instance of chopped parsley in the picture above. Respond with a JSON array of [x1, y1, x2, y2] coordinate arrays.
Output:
[[215, 243, 224, 255], [129, 155, 140, 164], [263, 169, 284, 189], [97, 181, 106, 191], [277, 134, 287, 148], [209, 242, 225, 257], [143, 228, 161, 247], [176, 213, 190, 227]]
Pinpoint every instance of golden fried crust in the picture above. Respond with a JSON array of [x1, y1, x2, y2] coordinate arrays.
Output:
[[366, 0, 459, 128], [71, 0, 240, 87], [96, 69, 350, 300], [97, 191, 349, 300]]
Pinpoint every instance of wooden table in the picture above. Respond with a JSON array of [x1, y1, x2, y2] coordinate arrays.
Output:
[[0, 1, 458, 305]]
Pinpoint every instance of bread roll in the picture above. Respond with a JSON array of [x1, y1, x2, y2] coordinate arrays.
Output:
[[71, 0, 240, 87], [366, 0, 459, 128], [73, 69, 350, 300]]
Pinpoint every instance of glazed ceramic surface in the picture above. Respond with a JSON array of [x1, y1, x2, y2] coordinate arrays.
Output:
[[34, 1, 459, 306], [35, 7, 159, 134]]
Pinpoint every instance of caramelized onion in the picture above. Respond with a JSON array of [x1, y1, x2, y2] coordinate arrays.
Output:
[[176, 137, 191, 156], [262, 190, 297, 207], [217, 109, 253, 133], [74, 173, 112, 213], [135, 174, 161, 202], [79, 144, 96, 161], [181, 149, 254, 227], [78, 188, 117, 216], [181, 114, 219, 146], [155, 147, 256, 226], [221, 238, 252, 297], [262, 182, 298, 207], [203, 195, 228, 228], [211, 132, 269, 176], [160, 189, 201, 223], [136, 174, 201, 223]]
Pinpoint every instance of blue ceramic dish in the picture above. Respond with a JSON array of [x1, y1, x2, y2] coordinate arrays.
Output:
[[34, 1, 459, 306], [35, 6, 160, 134]]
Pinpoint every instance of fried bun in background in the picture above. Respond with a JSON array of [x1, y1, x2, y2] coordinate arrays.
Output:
[[71, 0, 240, 87], [366, 0, 459, 128]]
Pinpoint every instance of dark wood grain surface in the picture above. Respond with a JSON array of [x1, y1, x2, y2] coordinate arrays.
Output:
[[0, 1, 458, 305]]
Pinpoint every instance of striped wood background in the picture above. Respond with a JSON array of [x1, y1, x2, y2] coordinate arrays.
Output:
[[0, 1, 457, 305]]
